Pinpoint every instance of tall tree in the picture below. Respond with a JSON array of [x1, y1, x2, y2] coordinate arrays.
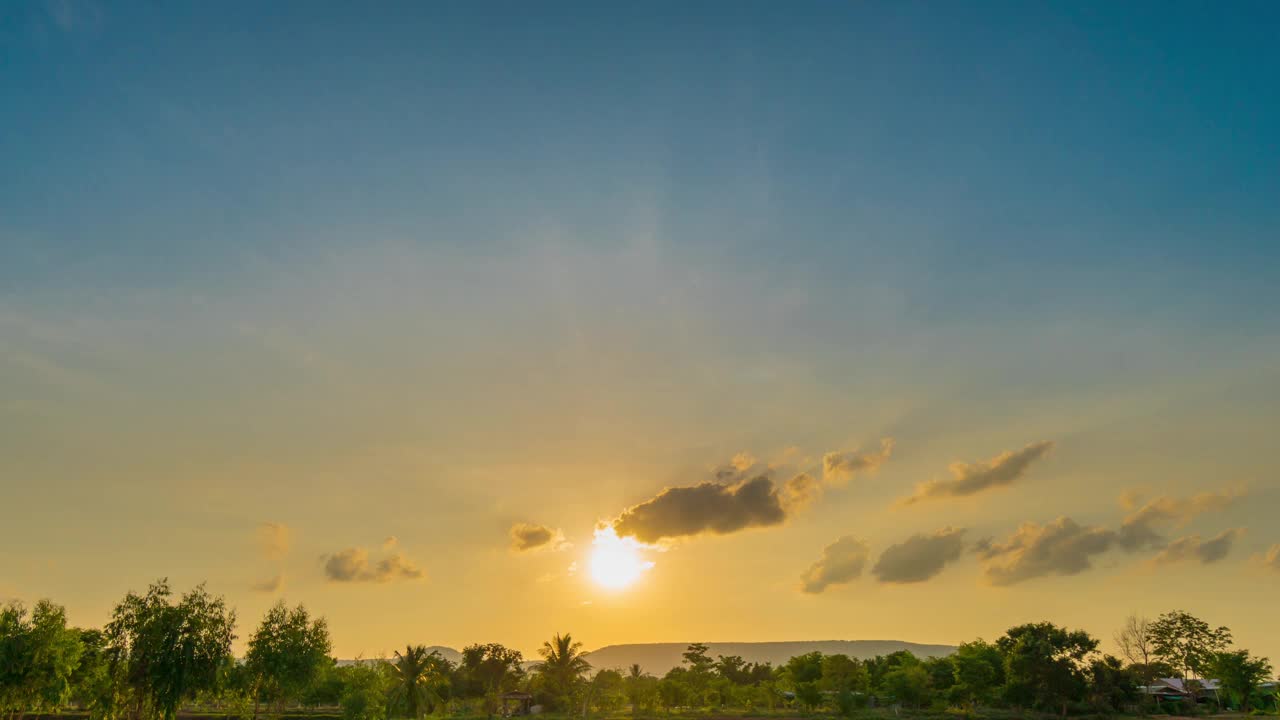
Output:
[[105, 579, 236, 720], [245, 602, 332, 718], [1148, 610, 1232, 688], [458, 644, 522, 717], [1208, 650, 1273, 712], [389, 646, 449, 719], [534, 633, 591, 711], [998, 622, 1098, 716]]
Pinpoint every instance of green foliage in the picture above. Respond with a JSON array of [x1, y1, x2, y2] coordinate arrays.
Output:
[[1148, 611, 1232, 684], [340, 661, 392, 720], [883, 665, 931, 709], [246, 602, 333, 716], [997, 622, 1098, 715], [0, 599, 86, 717], [534, 634, 592, 711], [1085, 656, 1139, 713], [105, 579, 237, 720], [388, 646, 451, 719], [950, 641, 1003, 708], [1208, 649, 1273, 712]]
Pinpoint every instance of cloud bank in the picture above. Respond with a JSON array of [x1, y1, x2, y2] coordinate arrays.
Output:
[[323, 546, 425, 583], [800, 536, 870, 594], [872, 527, 966, 583], [509, 522, 570, 552], [899, 441, 1053, 506]]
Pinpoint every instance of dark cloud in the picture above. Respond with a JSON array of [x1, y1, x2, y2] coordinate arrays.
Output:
[[898, 441, 1053, 507], [1151, 528, 1244, 566], [823, 439, 894, 485], [800, 536, 870, 594], [872, 528, 966, 583], [509, 522, 569, 553], [323, 546, 425, 583], [613, 474, 821, 544], [1117, 488, 1243, 551], [978, 517, 1116, 586], [250, 575, 283, 593]]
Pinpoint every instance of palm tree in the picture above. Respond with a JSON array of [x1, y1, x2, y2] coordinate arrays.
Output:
[[535, 633, 592, 710], [625, 664, 649, 715], [391, 645, 448, 719]]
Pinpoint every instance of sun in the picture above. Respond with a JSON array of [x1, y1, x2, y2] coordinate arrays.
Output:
[[589, 526, 654, 590]]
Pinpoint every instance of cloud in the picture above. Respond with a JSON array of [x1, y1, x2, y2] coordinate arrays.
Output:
[[1151, 528, 1244, 566], [256, 522, 291, 560], [250, 575, 283, 593], [323, 546, 425, 583], [800, 536, 870, 594], [978, 517, 1116, 586], [1117, 487, 1244, 551], [823, 439, 894, 485], [898, 441, 1053, 507], [1261, 545, 1280, 572], [715, 452, 758, 481], [872, 527, 966, 583], [509, 522, 570, 553], [612, 473, 817, 543]]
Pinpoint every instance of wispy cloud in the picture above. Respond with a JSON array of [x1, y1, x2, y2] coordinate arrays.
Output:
[[1151, 528, 1244, 566], [257, 522, 291, 560], [1117, 487, 1244, 551], [822, 439, 894, 485], [250, 574, 283, 593], [898, 441, 1053, 507]]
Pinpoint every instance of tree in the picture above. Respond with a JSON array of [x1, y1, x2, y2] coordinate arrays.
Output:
[[245, 602, 332, 718], [656, 670, 689, 713], [883, 665, 931, 709], [1149, 611, 1232, 689], [680, 644, 714, 701], [1208, 650, 1273, 712], [388, 646, 449, 719], [820, 654, 868, 695], [458, 644, 522, 717], [339, 661, 391, 720], [998, 622, 1098, 716], [69, 628, 119, 720], [534, 633, 591, 711], [950, 640, 1003, 709], [0, 600, 85, 720], [714, 655, 749, 685], [1086, 655, 1139, 713], [624, 665, 655, 715], [105, 579, 237, 720]]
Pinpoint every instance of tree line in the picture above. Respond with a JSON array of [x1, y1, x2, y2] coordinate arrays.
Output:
[[2, 579, 1276, 720]]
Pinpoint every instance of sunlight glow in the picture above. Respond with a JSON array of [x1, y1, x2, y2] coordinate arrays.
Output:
[[589, 526, 654, 590]]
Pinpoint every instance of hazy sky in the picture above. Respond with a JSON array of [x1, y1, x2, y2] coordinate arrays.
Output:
[[3, 1, 1279, 662]]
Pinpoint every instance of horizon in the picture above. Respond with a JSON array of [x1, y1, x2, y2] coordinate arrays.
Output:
[[3, 0, 1280, 674]]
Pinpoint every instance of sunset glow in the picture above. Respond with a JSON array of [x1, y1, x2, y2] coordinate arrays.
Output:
[[589, 526, 654, 590]]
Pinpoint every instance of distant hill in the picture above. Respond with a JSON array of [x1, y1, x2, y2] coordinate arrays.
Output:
[[582, 641, 955, 675], [340, 640, 954, 675]]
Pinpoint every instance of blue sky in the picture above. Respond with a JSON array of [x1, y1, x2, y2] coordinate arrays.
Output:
[[3, 1, 1280, 657]]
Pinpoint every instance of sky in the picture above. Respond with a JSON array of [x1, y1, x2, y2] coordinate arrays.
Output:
[[2, 1, 1280, 662]]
